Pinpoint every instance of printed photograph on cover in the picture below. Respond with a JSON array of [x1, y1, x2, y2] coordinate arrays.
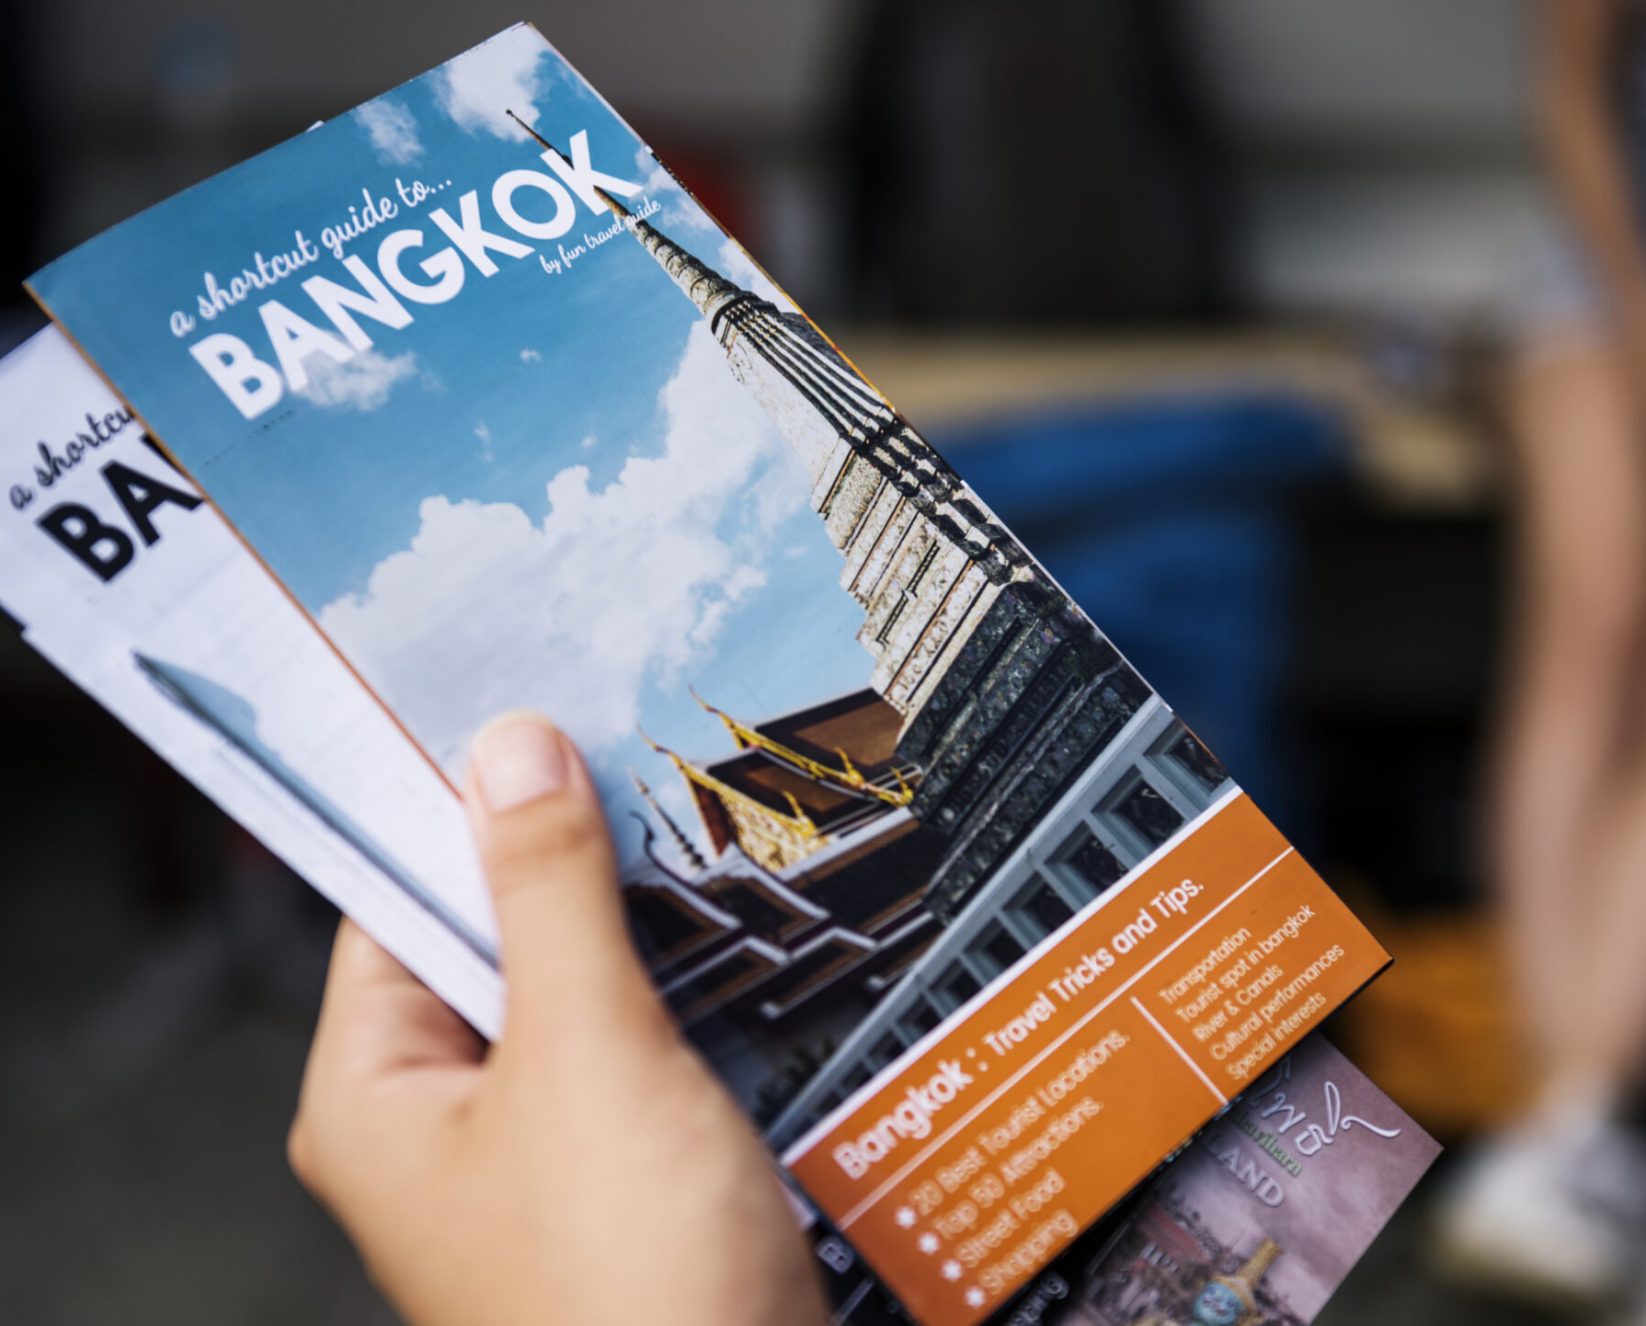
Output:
[[31, 26, 1276, 1151], [1038, 1038, 1439, 1326]]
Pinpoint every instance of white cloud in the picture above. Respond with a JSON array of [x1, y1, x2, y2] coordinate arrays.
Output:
[[579, 433, 598, 451], [437, 27, 548, 141], [474, 419, 494, 462], [356, 99, 422, 165], [297, 350, 418, 411], [519, 347, 542, 363], [688, 564, 767, 648], [319, 323, 808, 774]]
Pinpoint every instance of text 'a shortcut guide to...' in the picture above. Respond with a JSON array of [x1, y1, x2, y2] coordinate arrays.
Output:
[[782, 794, 1388, 1326]]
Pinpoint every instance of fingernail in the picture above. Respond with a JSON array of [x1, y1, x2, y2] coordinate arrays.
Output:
[[471, 713, 568, 811]]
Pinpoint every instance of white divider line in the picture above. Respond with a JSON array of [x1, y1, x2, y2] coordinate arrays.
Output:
[[834, 846, 1295, 1230], [1130, 995, 1227, 1105]]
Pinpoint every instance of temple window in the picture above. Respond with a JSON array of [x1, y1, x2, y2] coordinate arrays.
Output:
[[929, 963, 983, 1014], [897, 1001, 942, 1040], [971, 923, 1027, 978], [1007, 874, 1075, 941], [866, 1032, 905, 1071], [1164, 730, 1227, 794], [1107, 776, 1186, 852], [1055, 828, 1125, 901]]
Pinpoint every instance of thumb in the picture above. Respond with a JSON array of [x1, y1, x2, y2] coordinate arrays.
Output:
[[465, 712, 669, 1049]]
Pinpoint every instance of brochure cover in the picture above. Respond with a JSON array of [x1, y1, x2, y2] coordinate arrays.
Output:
[[0, 326, 504, 1038], [29, 25, 1390, 1323]]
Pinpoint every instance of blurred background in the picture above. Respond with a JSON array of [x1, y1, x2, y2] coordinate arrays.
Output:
[[3, 1, 1638, 1323]]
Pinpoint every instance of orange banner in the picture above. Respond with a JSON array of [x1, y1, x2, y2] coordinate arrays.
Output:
[[782, 794, 1387, 1325]]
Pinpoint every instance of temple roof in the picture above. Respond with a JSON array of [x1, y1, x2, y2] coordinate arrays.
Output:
[[642, 688, 916, 871], [698, 688, 911, 816], [720, 687, 903, 774]]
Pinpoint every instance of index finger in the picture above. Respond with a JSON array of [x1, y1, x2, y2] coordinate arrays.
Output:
[[307, 918, 484, 1080]]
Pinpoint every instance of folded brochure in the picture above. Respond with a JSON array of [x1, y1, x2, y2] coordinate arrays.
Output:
[[0, 326, 503, 1037], [25, 25, 1392, 1325], [0, 332, 1419, 1326]]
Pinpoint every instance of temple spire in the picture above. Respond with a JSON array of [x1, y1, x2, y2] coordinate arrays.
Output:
[[599, 199, 741, 321], [504, 111, 735, 318], [594, 186, 631, 219], [505, 108, 569, 169], [516, 125, 1042, 722]]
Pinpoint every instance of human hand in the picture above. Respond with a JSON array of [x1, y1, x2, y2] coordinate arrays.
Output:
[[288, 712, 829, 1326]]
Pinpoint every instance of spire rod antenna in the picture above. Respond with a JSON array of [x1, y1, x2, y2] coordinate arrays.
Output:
[[505, 108, 568, 165]]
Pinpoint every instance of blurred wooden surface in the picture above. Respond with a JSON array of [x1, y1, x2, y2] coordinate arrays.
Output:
[[837, 328, 1505, 513]]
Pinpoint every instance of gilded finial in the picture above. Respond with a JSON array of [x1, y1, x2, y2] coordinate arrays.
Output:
[[836, 748, 861, 783], [629, 768, 708, 873]]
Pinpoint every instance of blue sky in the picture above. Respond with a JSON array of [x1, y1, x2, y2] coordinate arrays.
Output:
[[33, 27, 878, 869]]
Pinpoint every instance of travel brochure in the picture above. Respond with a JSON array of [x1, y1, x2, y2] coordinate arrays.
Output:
[[8, 24, 1427, 1325], [0, 326, 503, 1037]]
